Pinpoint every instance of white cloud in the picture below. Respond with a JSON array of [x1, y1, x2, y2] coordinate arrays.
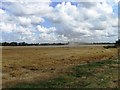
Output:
[[39, 33, 57, 42], [13, 26, 36, 42], [0, 22, 16, 33], [36, 25, 68, 42], [30, 16, 44, 24], [45, 2, 118, 42], [1, 1, 118, 43], [1, 0, 51, 3], [1, 1, 52, 16], [0, 9, 5, 14], [36, 25, 56, 33], [15, 26, 32, 35], [18, 16, 44, 26], [39, 33, 68, 43], [18, 17, 31, 26]]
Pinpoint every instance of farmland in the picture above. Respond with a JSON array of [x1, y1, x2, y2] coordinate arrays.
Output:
[[2, 46, 119, 88]]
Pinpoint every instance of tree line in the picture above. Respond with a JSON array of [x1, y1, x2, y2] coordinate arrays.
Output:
[[0, 40, 120, 46], [0, 42, 69, 46]]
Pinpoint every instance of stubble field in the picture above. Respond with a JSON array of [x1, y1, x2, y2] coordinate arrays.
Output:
[[2, 46, 119, 88]]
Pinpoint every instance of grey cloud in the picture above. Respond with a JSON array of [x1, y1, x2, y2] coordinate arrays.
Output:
[[78, 2, 97, 8]]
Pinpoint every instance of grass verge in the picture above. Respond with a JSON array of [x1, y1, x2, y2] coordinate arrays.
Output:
[[7, 59, 119, 89]]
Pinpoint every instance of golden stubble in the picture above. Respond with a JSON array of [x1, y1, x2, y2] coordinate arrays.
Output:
[[2, 46, 118, 87]]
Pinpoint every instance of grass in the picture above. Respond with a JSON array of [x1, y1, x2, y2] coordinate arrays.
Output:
[[10, 59, 119, 89]]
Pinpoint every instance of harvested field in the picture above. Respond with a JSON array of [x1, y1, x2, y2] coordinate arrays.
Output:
[[2, 46, 118, 88]]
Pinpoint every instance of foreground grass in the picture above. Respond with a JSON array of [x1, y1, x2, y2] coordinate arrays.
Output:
[[10, 59, 119, 89]]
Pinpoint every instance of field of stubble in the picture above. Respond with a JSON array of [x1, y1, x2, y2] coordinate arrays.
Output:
[[2, 46, 119, 88]]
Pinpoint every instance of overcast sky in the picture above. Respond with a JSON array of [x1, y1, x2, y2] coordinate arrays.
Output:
[[0, 0, 119, 43]]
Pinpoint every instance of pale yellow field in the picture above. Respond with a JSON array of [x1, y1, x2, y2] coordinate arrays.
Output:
[[2, 46, 118, 88]]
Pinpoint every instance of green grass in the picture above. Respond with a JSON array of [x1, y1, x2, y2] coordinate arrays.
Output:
[[9, 59, 119, 89]]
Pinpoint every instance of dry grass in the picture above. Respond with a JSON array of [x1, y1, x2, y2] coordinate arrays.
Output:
[[2, 46, 118, 88]]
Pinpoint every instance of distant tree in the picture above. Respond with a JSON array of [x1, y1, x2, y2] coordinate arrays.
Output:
[[2, 42, 9, 46], [10, 42, 18, 46], [18, 42, 27, 46], [0, 42, 2, 46], [115, 39, 120, 47], [1, 42, 69, 46]]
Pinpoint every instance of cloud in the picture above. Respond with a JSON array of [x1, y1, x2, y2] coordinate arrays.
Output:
[[1, 1, 118, 43], [18, 16, 44, 26], [36, 25, 56, 33], [36, 26, 68, 42], [30, 16, 44, 25], [18, 17, 31, 26], [13, 26, 36, 42], [0, 22, 16, 33], [45, 2, 118, 42], [2, 1, 52, 16], [39, 33, 68, 43]]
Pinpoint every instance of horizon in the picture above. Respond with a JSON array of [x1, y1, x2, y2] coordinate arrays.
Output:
[[0, 41, 116, 44]]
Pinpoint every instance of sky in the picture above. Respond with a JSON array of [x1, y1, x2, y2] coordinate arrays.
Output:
[[0, 0, 119, 43]]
